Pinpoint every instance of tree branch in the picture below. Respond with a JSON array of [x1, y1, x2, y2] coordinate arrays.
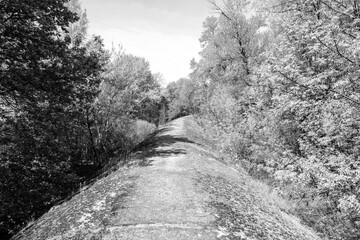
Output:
[[315, 36, 357, 66], [275, 70, 360, 106], [320, 0, 352, 19], [208, 0, 233, 21]]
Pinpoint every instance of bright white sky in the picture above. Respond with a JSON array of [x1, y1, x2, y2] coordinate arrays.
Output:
[[82, 0, 213, 84]]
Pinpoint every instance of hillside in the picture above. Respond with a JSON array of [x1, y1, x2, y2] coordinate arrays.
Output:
[[12, 116, 321, 240]]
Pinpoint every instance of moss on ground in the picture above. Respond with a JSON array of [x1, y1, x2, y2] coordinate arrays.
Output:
[[12, 168, 137, 240], [197, 173, 321, 240]]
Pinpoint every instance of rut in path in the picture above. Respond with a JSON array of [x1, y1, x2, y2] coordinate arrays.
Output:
[[13, 116, 322, 240]]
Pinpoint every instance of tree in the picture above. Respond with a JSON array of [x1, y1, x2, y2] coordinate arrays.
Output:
[[198, 0, 266, 87], [99, 51, 161, 123], [166, 78, 202, 120], [0, 0, 78, 108], [92, 50, 162, 163], [0, 1, 106, 238], [183, 0, 360, 238], [65, 0, 89, 46], [267, 1, 360, 238]]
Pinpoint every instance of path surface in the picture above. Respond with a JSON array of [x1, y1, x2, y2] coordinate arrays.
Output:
[[13, 116, 322, 240], [106, 118, 216, 239]]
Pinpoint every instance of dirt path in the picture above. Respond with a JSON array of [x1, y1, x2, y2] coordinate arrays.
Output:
[[13, 116, 322, 240], [105, 118, 217, 239]]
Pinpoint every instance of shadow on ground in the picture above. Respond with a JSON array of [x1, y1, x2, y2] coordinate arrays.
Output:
[[130, 126, 196, 166]]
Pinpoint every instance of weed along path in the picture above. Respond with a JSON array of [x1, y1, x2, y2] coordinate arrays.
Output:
[[13, 116, 321, 240]]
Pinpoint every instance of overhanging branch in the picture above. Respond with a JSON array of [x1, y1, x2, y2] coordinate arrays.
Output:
[[275, 70, 360, 106]]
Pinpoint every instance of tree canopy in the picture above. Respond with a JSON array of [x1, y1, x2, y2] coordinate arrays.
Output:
[[164, 0, 360, 239], [0, 1, 162, 238]]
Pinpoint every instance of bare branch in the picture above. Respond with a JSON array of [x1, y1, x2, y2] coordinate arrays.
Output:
[[341, 30, 357, 39], [208, 0, 232, 21]]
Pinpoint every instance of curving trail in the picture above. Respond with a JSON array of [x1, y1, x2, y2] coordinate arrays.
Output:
[[13, 116, 322, 240]]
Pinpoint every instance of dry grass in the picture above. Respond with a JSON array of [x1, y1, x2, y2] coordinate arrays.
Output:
[[132, 120, 157, 144]]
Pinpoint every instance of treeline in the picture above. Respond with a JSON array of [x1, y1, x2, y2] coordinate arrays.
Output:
[[0, 0, 162, 238], [167, 0, 360, 239]]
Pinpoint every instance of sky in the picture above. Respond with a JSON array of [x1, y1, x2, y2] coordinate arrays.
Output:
[[81, 0, 213, 84]]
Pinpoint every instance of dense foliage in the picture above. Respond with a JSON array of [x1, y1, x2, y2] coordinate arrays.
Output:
[[94, 50, 163, 163], [0, 1, 161, 238], [165, 77, 201, 119], [167, 0, 360, 239]]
